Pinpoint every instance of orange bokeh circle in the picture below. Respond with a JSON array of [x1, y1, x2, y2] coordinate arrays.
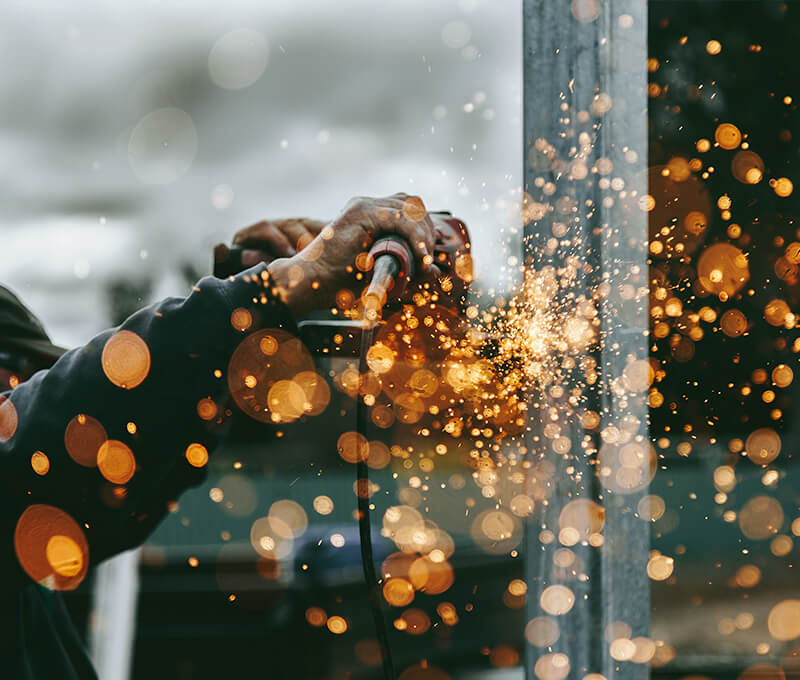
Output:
[[14, 504, 89, 590]]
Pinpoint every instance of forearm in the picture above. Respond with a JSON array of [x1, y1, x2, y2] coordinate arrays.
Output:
[[0, 264, 294, 586]]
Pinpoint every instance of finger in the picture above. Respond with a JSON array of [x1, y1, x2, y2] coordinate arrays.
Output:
[[274, 219, 319, 252], [299, 218, 326, 235], [233, 221, 296, 257], [399, 195, 435, 257], [232, 220, 269, 246], [415, 211, 437, 269], [379, 196, 435, 268], [241, 248, 275, 267]]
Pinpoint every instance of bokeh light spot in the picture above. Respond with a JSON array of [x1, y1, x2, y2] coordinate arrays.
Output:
[[208, 28, 269, 90], [715, 123, 742, 150], [540, 585, 575, 615], [0, 396, 18, 443], [97, 440, 136, 484], [14, 504, 89, 590], [46, 535, 84, 578], [101, 331, 151, 389], [768, 600, 800, 640], [31, 451, 50, 476], [185, 443, 209, 468], [64, 414, 107, 467], [128, 108, 197, 185], [739, 495, 784, 540]]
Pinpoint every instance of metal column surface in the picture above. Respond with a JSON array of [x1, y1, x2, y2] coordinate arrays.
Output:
[[522, 1, 649, 679]]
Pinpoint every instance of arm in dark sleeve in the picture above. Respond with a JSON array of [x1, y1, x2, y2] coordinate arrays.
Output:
[[0, 264, 294, 589]]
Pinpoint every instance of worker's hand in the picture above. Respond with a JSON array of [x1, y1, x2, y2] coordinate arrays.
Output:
[[232, 217, 326, 267], [267, 193, 436, 315]]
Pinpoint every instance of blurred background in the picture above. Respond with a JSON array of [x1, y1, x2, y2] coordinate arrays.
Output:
[[0, 0, 521, 348]]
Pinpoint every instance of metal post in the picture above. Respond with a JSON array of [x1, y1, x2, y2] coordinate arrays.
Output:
[[523, 1, 649, 679]]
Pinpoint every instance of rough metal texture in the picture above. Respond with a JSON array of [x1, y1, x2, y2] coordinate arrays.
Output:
[[523, 1, 649, 678]]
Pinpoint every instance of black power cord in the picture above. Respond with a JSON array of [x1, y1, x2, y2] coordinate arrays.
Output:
[[356, 321, 396, 680]]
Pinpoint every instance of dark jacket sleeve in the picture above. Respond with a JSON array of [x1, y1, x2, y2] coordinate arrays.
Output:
[[0, 264, 294, 589]]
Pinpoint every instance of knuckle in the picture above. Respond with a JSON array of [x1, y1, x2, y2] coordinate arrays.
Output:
[[342, 196, 369, 220], [347, 195, 369, 210]]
